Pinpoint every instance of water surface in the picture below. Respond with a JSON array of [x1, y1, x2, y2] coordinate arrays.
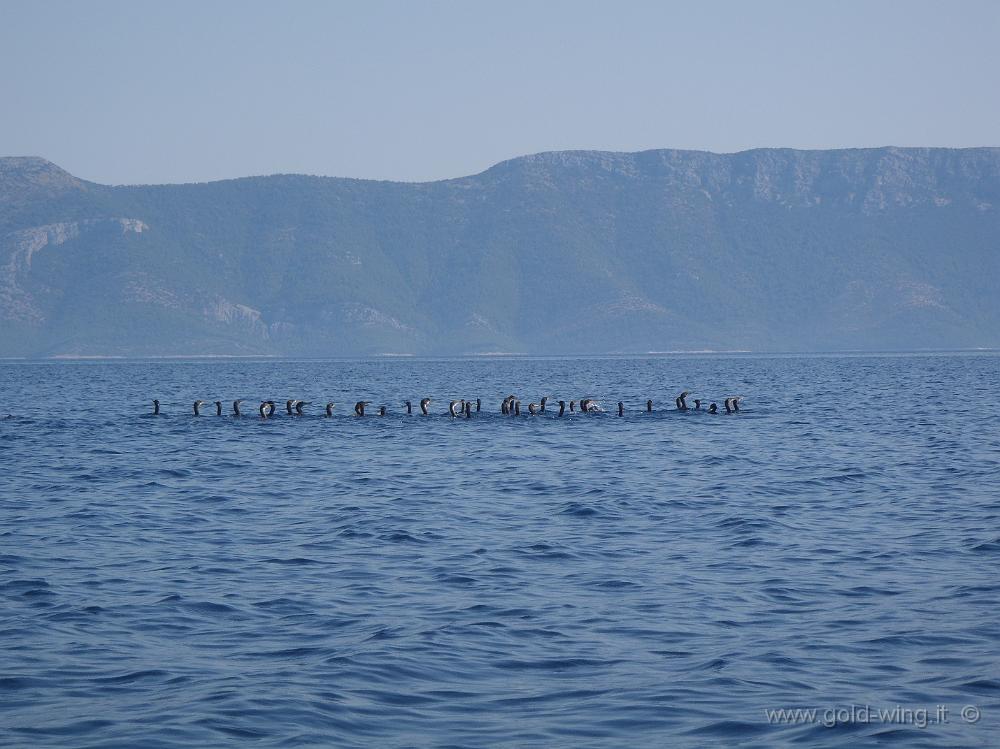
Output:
[[1, 354, 999, 747]]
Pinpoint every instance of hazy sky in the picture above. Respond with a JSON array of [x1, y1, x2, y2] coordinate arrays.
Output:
[[2, 0, 998, 185]]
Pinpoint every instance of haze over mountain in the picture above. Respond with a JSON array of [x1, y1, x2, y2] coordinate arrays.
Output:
[[1, 147, 998, 357]]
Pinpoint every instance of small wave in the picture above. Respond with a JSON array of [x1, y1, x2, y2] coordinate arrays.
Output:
[[0, 676, 48, 691], [434, 573, 477, 585], [1, 578, 50, 593], [559, 502, 599, 517], [93, 669, 171, 684], [591, 579, 640, 589], [494, 657, 617, 671], [246, 646, 327, 660], [178, 600, 245, 618], [970, 537, 1000, 553], [957, 678, 1000, 694], [685, 720, 772, 736], [262, 557, 324, 566], [12, 719, 115, 737], [379, 531, 427, 544], [838, 585, 904, 597]]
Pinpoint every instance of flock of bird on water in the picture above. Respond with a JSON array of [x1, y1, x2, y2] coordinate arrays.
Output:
[[151, 392, 745, 418]]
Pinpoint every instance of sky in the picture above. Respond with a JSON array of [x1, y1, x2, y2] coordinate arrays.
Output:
[[1, 0, 998, 185]]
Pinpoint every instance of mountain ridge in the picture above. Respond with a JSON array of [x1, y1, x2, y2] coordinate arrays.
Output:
[[7, 144, 1000, 187], [2, 147, 999, 357]]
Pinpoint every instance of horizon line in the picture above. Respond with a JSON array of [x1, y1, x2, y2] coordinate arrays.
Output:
[[4, 144, 1000, 190]]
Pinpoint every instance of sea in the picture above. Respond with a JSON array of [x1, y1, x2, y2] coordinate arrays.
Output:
[[1, 353, 998, 748]]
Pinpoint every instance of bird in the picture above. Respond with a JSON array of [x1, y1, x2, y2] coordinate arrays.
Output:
[[558, 400, 566, 417], [618, 401, 624, 416], [193, 400, 207, 416], [709, 402, 718, 414], [528, 403, 537, 415], [420, 398, 431, 415], [295, 401, 308, 415], [355, 401, 370, 416], [325, 402, 335, 417], [646, 399, 653, 412], [540, 396, 549, 413], [260, 400, 276, 418], [233, 399, 246, 416], [513, 400, 521, 416], [464, 401, 472, 418], [405, 400, 413, 415], [693, 399, 701, 410], [675, 391, 690, 411], [569, 401, 576, 412], [379, 405, 387, 416], [449, 400, 462, 417], [475, 398, 481, 412], [152, 399, 160, 415]]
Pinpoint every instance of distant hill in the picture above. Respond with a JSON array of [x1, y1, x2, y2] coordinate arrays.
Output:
[[1, 147, 999, 356]]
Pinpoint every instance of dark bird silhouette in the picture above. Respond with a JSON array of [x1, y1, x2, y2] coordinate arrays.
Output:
[[675, 391, 690, 411], [325, 402, 335, 417], [193, 400, 207, 416], [708, 402, 718, 414], [379, 405, 386, 416], [355, 401, 370, 416], [646, 399, 653, 412], [618, 401, 624, 416], [693, 399, 701, 410], [558, 400, 566, 417], [405, 400, 412, 415], [476, 398, 481, 412], [420, 398, 431, 415], [449, 400, 462, 417], [233, 399, 245, 416], [295, 401, 308, 415], [152, 399, 160, 415], [260, 400, 276, 418]]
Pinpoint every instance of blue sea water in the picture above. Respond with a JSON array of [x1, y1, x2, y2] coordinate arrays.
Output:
[[1, 353, 999, 748]]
